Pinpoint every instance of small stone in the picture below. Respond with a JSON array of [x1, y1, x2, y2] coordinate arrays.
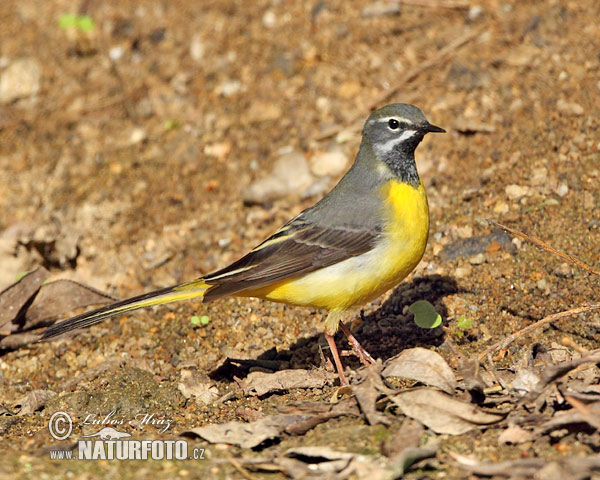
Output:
[[509, 98, 523, 111], [455, 265, 472, 279], [505, 184, 530, 200], [204, 142, 232, 159], [109, 46, 125, 61], [554, 183, 569, 197], [190, 34, 205, 62], [262, 10, 276, 28], [246, 101, 282, 123], [309, 150, 348, 177], [470, 253, 485, 265], [0, 58, 41, 104], [530, 167, 548, 186], [456, 226, 473, 239], [557, 99, 584, 116], [243, 151, 314, 204], [468, 5, 484, 21], [553, 263, 572, 278], [362, 1, 400, 17], [536, 278, 547, 291], [129, 127, 147, 145], [583, 191, 595, 209], [493, 201, 509, 214], [215, 80, 244, 97]]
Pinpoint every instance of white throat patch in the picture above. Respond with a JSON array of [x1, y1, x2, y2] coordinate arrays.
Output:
[[375, 130, 417, 156]]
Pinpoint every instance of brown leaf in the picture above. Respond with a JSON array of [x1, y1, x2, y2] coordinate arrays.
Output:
[[383, 347, 457, 394], [352, 364, 395, 426], [0, 267, 49, 334], [14, 389, 57, 416], [390, 388, 505, 435], [22, 279, 115, 330], [382, 418, 424, 457], [185, 414, 313, 448], [497, 425, 535, 445], [241, 368, 335, 397], [178, 369, 220, 404]]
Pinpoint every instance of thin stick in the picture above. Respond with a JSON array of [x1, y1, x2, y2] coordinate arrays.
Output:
[[315, 27, 483, 141], [488, 219, 600, 275], [402, 0, 469, 8], [478, 303, 600, 361], [223, 451, 261, 480]]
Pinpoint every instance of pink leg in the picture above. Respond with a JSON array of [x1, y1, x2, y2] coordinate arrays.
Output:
[[325, 333, 348, 385], [338, 321, 377, 366]]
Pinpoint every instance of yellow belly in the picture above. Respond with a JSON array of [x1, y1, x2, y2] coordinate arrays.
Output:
[[245, 180, 429, 311]]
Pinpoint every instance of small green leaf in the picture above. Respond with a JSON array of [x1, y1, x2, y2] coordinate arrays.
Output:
[[14, 271, 31, 282], [164, 119, 181, 131], [457, 314, 474, 330], [76, 15, 95, 32], [409, 300, 442, 329], [200, 315, 210, 325], [190, 315, 201, 325], [59, 13, 77, 29]]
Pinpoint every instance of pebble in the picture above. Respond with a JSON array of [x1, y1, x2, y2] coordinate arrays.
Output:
[[493, 201, 509, 214], [583, 191, 594, 210], [362, 1, 400, 17], [455, 265, 472, 279], [530, 167, 548, 186], [189, 34, 205, 62], [246, 101, 282, 123], [456, 226, 473, 239], [309, 150, 348, 177], [262, 10, 276, 28], [557, 99, 584, 116], [129, 127, 147, 145], [505, 184, 530, 200], [109, 46, 125, 61], [0, 58, 41, 104], [243, 151, 314, 204], [215, 79, 244, 97], [468, 5, 484, 21], [470, 253, 485, 265], [555, 183, 569, 197]]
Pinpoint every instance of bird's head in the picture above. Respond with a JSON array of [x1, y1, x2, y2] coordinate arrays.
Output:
[[363, 103, 445, 159]]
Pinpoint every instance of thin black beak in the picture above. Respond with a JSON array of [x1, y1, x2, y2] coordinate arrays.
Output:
[[420, 122, 446, 134]]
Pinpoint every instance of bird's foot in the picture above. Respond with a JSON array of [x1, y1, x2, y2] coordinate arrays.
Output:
[[339, 321, 377, 367], [324, 333, 348, 385]]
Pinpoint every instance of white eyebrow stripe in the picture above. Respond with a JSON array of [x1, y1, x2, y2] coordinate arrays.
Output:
[[376, 116, 414, 124], [374, 130, 418, 155]]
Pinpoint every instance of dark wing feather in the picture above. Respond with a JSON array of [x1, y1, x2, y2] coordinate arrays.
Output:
[[202, 217, 380, 300]]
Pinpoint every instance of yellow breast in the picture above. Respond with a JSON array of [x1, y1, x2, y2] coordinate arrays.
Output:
[[246, 180, 429, 311]]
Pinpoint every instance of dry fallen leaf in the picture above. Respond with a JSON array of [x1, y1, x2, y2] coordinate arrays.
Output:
[[178, 369, 220, 405], [185, 414, 313, 448], [14, 390, 57, 416], [390, 388, 505, 435], [241, 368, 335, 397], [0, 267, 49, 334], [352, 364, 395, 426], [498, 425, 535, 445], [383, 347, 457, 394]]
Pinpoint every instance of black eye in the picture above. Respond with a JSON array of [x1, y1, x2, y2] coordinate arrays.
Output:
[[388, 119, 400, 129]]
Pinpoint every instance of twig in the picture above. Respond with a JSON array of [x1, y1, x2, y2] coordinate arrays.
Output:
[[401, 0, 469, 10], [223, 450, 261, 480], [478, 303, 600, 361], [315, 27, 483, 141], [487, 219, 600, 275]]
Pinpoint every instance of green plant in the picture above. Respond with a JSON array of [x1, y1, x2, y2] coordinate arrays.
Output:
[[59, 14, 95, 32], [409, 300, 442, 329]]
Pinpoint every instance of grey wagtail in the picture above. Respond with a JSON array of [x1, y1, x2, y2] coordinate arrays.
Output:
[[41, 103, 444, 384]]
